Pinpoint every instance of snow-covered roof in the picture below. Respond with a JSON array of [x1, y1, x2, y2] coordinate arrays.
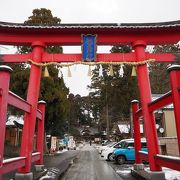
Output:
[[118, 124, 144, 134], [118, 124, 130, 134], [79, 127, 98, 135], [0, 20, 180, 29], [6, 115, 24, 126]]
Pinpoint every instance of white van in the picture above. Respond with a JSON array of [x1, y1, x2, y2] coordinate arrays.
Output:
[[101, 141, 123, 161]]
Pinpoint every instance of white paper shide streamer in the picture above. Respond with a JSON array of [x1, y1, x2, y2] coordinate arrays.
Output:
[[119, 65, 124, 77], [99, 65, 103, 76]]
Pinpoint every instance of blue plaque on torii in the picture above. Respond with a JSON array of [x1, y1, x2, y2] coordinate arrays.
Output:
[[82, 34, 97, 62]]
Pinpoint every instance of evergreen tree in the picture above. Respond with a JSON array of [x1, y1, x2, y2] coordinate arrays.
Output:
[[150, 43, 180, 94], [68, 94, 94, 128], [88, 45, 139, 133], [9, 8, 69, 137], [24, 8, 61, 25], [18, 8, 62, 54]]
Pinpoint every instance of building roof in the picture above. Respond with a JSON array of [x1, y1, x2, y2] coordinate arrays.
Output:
[[0, 20, 180, 29], [6, 115, 24, 127], [118, 124, 144, 134], [79, 127, 98, 135]]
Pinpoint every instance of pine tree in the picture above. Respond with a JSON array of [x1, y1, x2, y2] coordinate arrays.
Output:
[[9, 8, 69, 137], [88, 45, 139, 134], [150, 43, 180, 94]]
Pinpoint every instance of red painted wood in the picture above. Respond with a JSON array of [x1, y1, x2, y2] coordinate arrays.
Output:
[[43, 52, 178, 63], [132, 100, 142, 164], [0, 22, 180, 176], [1, 52, 178, 63], [169, 67, 180, 155], [0, 66, 12, 178], [148, 91, 173, 113], [155, 155, 180, 171], [0, 153, 41, 175], [147, 53, 178, 62], [36, 109, 43, 120], [138, 151, 149, 162], [0, 53, 32, 63], [135, 108, 142, 119], [1, 157, 26, 174], [8, 91, 31, 113], [31, 152, 41, 163], [8, 90, 42, 119], [133, 40, 161, 171], [42, 53, 137, 62], [0, 26, 180, 46], [19, 42, 45, 173], [36, 101, 46, 165]]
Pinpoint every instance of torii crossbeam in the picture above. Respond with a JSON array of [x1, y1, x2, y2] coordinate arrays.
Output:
[[0, 52, 180, 63]]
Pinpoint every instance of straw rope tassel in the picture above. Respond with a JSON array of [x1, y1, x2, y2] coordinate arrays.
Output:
[[131, 66, 137, 76], [44, 66, 50, 77], [99, 65, 103, 76], [119, 65, 124, 77], [67, 66, 72, 77], [109, 65, 114, 76], [88, 65, 92, 76]]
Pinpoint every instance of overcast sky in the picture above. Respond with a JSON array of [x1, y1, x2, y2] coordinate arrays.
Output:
[[0, 0, 180, 96], [1, 0, 180, 23]]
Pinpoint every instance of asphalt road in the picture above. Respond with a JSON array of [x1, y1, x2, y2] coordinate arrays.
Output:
[[2, 144, 138, 180], [107, 161, 139, 180], [41, 150, 79, 179], [62, 144, 121, 180]]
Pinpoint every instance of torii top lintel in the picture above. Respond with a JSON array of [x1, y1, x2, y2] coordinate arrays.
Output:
[[0, 20, 180, 46]]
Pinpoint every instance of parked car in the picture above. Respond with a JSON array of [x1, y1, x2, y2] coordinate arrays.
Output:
[[101, 140, 124, 161], [113, 138, 147, 165], [98, 141, 116, 154], [101, 140, 111, 146]]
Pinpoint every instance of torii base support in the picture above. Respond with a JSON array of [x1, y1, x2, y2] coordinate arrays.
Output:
[[15, 172, 33, 180], [34, 164, 45, 172], [131, 168, 165, 180], [133, 164, 144, 170]]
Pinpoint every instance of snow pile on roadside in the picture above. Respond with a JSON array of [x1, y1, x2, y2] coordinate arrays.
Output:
[[145, 167, 180, 180], [39, 167, 60, 180], [163, 168, 180, 180], [62, 149, 68, 152]]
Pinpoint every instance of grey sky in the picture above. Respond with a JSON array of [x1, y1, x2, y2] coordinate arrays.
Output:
[[0, 0, 180, 96], [1, 0, 180, 23]]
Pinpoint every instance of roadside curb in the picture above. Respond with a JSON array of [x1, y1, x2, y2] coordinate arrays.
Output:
[[58, 159, 74, 179], [59, 153, 80, 179], [34, 151, 79, 180], [131, 169, 166, 180], [33, 169, 48, 180]]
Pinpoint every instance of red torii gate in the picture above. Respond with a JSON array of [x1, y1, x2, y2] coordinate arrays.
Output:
[[0, 20, 180, 179]]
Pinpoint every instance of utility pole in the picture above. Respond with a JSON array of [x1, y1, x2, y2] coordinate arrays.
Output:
[[105, 83, 110, 140]]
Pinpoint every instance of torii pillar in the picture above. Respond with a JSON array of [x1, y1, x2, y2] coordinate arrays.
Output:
[[132, 41, 165, 179], [15, 41, 45, 180]]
